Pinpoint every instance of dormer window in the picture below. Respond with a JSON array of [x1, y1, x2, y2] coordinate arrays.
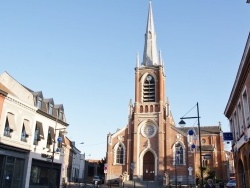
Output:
[[59, 110, 63, 120], [49, 103, 53, 115], [37, 97, 42, 109]]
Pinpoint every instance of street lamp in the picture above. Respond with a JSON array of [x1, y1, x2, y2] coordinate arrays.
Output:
[[50, 127, 66, 187], [175, 150, 180, 188], [178, 102, 203, 188]]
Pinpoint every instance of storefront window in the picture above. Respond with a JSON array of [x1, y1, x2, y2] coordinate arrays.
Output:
[[0, 155, 24, 188], [30, 160, 61, 187]]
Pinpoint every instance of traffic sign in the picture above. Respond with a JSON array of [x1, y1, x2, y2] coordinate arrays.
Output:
[[223, 132, 233, 141]]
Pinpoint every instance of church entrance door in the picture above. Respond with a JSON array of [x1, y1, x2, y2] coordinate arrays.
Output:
[[143, 151, 155, 181]]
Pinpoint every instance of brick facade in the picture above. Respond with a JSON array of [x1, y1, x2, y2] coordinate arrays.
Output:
[[106, 2, 227, 186]]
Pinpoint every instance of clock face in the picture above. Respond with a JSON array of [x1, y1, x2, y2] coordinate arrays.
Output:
[[142, 124, 156, 138], [146, 75, 152, 81]]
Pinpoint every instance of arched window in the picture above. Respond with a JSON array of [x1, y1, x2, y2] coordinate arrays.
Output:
[[174, 142, 184, 165], [115, 143, 125, 165], [150, 105, 153, 112], [143, 75, 155, 102], [140, 105, 143, 113]]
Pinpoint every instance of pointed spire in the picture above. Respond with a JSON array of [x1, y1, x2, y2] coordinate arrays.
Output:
[[136, 52, 140, 68], [129, 98, 133, 107], [162, 60, 166, 76], [159, 50, 163, 66], [159, 50, 166, 76], [128, 99, 133, 119], [142, 1, 159, 66]]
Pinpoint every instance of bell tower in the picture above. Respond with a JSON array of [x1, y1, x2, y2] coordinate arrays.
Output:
[[106, 1, 175, 183], [130, 1, 173, 180]]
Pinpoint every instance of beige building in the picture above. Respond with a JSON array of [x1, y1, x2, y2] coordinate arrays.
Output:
[[224, 32, 250, 188]]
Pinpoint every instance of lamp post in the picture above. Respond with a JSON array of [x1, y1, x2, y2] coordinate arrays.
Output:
[[50, 127, 66, 187], [175, 150, 180, 188], [178, 102, 203, 188]]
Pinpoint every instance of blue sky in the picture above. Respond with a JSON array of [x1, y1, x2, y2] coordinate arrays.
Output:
[[0, 1, 249, 160]]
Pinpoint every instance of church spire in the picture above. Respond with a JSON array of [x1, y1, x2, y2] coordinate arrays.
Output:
[[142, 1, 159, 66]]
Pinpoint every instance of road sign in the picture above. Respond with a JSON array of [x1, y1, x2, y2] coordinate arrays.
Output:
[[104, 163, 107, 173], [223, 132, 233, 141], [57, 137, 62, 142]]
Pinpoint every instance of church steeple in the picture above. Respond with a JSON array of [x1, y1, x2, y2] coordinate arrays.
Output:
[[142, 1, 159, 66]]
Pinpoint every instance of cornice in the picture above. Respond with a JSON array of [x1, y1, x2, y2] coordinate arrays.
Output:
[[36, 109, 69, 126], [6, 95, 36, 112]]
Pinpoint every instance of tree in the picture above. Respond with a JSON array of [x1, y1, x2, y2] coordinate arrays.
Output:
[[196, 166, 216, 184], [97, 157, 106, 177]]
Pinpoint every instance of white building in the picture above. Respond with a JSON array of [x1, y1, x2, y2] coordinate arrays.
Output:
[[0, 71, 68, 188], [71, 142, 85, 182]]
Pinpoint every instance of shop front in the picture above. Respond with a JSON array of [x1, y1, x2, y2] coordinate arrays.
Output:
[[29, 159, 61, 188], [0, 145, 29, 188]]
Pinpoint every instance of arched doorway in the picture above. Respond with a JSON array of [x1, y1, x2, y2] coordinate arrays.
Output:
[[143, 151, 155, 181]]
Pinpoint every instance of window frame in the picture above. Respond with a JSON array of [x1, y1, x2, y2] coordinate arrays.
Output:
[[114, 142, 125, 165], [37, 96, 42, 109], [48, 103, 53, 115], [4, 117, 12, 137], [143, 74, 156, 102], [173, 142, 185, 165], [21, 124, 28, 142]]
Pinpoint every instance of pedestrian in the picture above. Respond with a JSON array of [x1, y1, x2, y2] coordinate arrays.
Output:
[[205, 179, 215, 188]]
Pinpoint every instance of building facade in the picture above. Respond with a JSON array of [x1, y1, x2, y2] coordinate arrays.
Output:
[[106, 2, 228, 186], [71, 141, 85, 182], [63, 138, 85, 184], [224, 33, 250, 188], [0, 72, 68, 188]]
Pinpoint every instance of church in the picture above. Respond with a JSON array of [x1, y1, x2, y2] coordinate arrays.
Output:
[[106, 2, 227, 186]]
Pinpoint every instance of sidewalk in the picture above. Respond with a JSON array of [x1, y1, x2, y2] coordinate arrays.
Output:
[[65, 182, 226, 188]]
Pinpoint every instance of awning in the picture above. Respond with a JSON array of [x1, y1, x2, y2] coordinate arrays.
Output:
[[36, 121, 44, 139], [7, 113, 16, 131], [48, 126, 55, 142], [23, 119, 31, 136]]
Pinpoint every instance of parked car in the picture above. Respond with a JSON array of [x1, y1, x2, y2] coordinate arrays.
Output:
[[92, 176, 103, 185], [226, 179, 236, 188]]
